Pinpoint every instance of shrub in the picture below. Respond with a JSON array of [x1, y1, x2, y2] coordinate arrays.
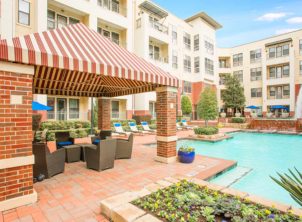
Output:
[[194, 127, 218, 135], [32, 114, 42, 131], [150, 119, 157, 125], [40, 120, 91, 131], [181, 95, 192, 116], [197, 87, 218, 126], [149, 124, 157, 129], [132, 115, 152, 124], [179, 146, 195, 153], [231, 117, 246, 123]]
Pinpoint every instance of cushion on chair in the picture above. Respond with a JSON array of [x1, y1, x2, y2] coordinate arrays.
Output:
[[57, 141, 73, 147], [93, 139, 100, 145]]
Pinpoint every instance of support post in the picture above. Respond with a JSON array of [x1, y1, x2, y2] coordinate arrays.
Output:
[[97, 97, 111, 131]]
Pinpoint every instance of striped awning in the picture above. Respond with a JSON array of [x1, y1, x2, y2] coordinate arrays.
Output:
[[0, 23, 179, 97]]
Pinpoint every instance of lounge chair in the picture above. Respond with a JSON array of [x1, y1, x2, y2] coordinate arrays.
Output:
[[176, 122, 184, 130], [33, 143, 66, 179], [128, 122, 149, 134], [116, 133, 134, 159], [141, 121, 156, 133], [55, 132, 73, 149], [181, 119, 196, 130], [85, 139, 117, 171], [113, 123, 131, 136]]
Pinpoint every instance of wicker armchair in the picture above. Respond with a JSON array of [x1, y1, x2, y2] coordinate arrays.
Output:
[[33, 143, 66, 179], [85, 139, 117, 171], [116, 133, 134, 159], [55, 132, 73, 148]]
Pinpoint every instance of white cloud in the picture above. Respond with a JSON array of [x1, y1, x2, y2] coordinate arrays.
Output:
[[275, 28, 299, 35], [286, 17, 302, 24], [256, 12, 287, 21]]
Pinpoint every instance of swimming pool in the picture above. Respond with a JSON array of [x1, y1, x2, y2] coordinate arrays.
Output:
[[177, 132, 302, 207]]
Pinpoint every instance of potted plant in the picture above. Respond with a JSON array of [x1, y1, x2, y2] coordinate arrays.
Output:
[[251, 111, 258, 118], [178, 146, 195, 163], [282, 110, 289, 118], [220, 112, 226, 118], [235, 112, 241, 117], [266, 112, 273, 118]]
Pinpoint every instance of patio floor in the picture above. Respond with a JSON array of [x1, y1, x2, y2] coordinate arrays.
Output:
[[1, 128, 238, 222]]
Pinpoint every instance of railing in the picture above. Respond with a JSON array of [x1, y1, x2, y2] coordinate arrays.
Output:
[[219, 64, 230, 68], [149, 20, 168, 34]]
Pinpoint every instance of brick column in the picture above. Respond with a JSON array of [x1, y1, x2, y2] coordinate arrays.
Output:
[[98, 98, 111, 131], [0, 62, 37, 211], [155, 87, 177, 163]]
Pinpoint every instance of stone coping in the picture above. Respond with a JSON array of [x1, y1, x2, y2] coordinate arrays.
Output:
[[242, 129, 300, 135], [187, 133, 233, 142], [100, 177, 302, 221]]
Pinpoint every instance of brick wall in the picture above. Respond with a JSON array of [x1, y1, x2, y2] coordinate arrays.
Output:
[[97, 98, 111, 130], [0, 70, 33, 202], [156, 88, 177, 158], [249, 119, 297, 131], [296, 119, 302, 132]]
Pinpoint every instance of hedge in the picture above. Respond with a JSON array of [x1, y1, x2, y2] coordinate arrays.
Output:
[[40, 120, 91, 131], [231, 117, 246, 123], [194, 126, 218, 135]]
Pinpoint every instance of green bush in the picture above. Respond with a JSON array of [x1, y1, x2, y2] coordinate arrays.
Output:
[[32, 114, 42, 131], [231, 117, 246, 123], [181, 95, 192, 116], [40, 120, 91, 131], [132, 115, 152, 124], [149, 124, 157, 129], [150, 119, 157, 125], [111, 119, 136, 127], [194, 127, 218, 135]]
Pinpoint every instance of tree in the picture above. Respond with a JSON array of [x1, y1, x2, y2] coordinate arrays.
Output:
[[197, 87, 218, 126], [181, 95, 192, 116], [221, 74, 245, 115]]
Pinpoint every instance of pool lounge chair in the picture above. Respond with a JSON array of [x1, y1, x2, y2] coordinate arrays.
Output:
[[181, 119, 197, 130], [128, 122, 148, 134], [113, 123, 131, 136], [141, 122, 156, 133], [176, 122, 184, 130]]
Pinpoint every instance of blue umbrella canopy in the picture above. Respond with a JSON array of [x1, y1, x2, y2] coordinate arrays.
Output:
[[246, 105, 259, 109], [271, 105, 289, 111], [32, 101, 53, 111]]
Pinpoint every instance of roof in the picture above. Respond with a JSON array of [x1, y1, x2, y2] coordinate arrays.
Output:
[[139, 1, 168, 19], [185, 12, 222, 30], [0, 23, 178, 97], [265, 38, 292, 47]]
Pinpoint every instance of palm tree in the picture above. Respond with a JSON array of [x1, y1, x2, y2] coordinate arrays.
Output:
[[270, 168, 302, 206]]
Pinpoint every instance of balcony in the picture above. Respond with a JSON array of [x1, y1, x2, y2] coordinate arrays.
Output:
[[149, 20, 168, 35], [97, 0, 127, 17]]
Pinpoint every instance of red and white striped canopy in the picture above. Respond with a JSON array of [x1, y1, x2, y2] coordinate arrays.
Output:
[[0, 23, 178, 97]]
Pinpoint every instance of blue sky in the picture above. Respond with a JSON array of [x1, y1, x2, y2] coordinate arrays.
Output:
[[153, 0, 302, 47]]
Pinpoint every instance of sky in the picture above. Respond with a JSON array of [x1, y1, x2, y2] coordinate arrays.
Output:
[[152, 0, 302, 48]]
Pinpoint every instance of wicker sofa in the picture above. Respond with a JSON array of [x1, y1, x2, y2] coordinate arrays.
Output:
[[33, 143, 66, 179]]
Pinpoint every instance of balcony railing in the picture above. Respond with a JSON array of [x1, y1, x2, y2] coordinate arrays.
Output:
[[149, 20, 168, 34], [150, 56, 169, 64]]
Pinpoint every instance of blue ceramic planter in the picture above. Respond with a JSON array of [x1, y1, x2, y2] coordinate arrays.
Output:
[[178, 150, 195, 163]]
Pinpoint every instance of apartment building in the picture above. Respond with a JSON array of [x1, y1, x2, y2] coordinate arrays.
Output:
[[217, 30, 302, 117], [0, 0, 221, 121]]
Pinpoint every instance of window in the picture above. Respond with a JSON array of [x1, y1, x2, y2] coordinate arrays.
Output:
[[233, 70, 243, 82], [269, 87, 276, 97], [300, 61, 302, 75], [111, 101, 119, 119], [47, 97, 55, 119], [269, 65, 290, 79], [172, 26, 177, 44], [269, 67, 276, 79], [69, 17, 80, 25], [250, 49, 261, 63], [183, 32, 191, 50], [219, 59, 228, 68], [111, 32, 120, 45], [184, 55, 191, 72], [103, 30, 110, 38], [251, 88, 262, 98], [276, 67, 282, 78], [183, 81, 192, 93], [57, 15, 67, 28], [233, 53, 243, 67], [250, 67, 262, 81], [283, 44, 289, 56], [300, 40, 302, 55], [194, 57, 200, 73], [269, 47, 275, 58], [149, 102, 156, 118], [283, 85, 290, 97], [172, 50, 178, 69], [194, 35, 199, 51], [276, 46, 282, 57], [149, 45, 160, 60], [111, 0, 120, 13], [205, 58, 214, 75], [47, 10, 55, 30], [269, 44, 290, 58], [69, 99, 79, 119], [283, 65, 289, 77], [18, 0, 30, 25], [205, 41, 214, 55]]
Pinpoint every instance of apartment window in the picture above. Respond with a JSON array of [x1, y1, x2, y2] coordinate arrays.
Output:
[[103, 30, 110, 38], [250, 67, 262, 81], [300, 61, 302, 75], [269, 65, 290, 79], [69, 17, 80, 25], [268, 44, 290, 58], [194, 57, 200, 73], [111, 32, 120, 45], [233, 70, 243, 82], [18, 0, 30, 25], [172, 50, 178, 69], [172, 26, 177, 44], [269, 47, 276, 58], [183, 32, 191, 50], [111, 101, 119, 119], [283, 65, 289, 77], [184, 55, 191, 72], [233, 53, 243, 67], [205, 41, 214, 55], [276, 46, 282, 57], [250, 49, 261, 63], [269, 67, 276, 79], [283, 85, 290, 97], [283, 44, 289, 56], [47, 10, 56, 30], [149, 45, 160, 60], [251, 88, 262, 98], [183, 81, 192, 93], [205, 58, 214, 75], [57, 15, 68, 28], [300, 40, 302, 55], [149, 102, 156, 118], [194, 35, 199, 51], [69, 99, 79, 119], [47, 97, 55, 119]]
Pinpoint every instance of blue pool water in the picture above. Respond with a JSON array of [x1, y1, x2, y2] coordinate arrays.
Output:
[[177, 132, 302, 206]]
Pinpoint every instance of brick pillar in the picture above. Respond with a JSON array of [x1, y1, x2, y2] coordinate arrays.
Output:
[[155, 87, 177, 163], [0, 62, 37, 211], [98, 98, 111, 131]]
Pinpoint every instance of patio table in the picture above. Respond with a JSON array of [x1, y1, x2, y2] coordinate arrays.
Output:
[[63, 145, 82, 163]]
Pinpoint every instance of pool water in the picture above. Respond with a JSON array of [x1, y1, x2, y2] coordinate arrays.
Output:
[[177, 132, 302, 207]]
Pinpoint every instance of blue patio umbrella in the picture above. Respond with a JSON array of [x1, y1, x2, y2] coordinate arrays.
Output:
[[32, 101, 53, 111], [271, 105, 289, 110], [246, 105, 259, 109]]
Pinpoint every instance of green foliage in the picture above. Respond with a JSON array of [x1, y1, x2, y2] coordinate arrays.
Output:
[[271, 168, 302, 206], [197, 87, 218, 126], [40, 120, 91, 131], [194, 126, 218, 135], [111, 119, 136, 127], [132, 180, 299, 222], [181, 95, 192, 116], [32, 114, 42, 131], [178, 146, 195, 153], [132, 115, 152, 124], [69, 129, 88, 138], [231, 117, 246, 123], [221, 74, 245, 113], [93, 99, 98, 127]]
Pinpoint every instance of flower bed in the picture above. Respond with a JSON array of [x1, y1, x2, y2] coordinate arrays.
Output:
[[132, 180, 299, 222]]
